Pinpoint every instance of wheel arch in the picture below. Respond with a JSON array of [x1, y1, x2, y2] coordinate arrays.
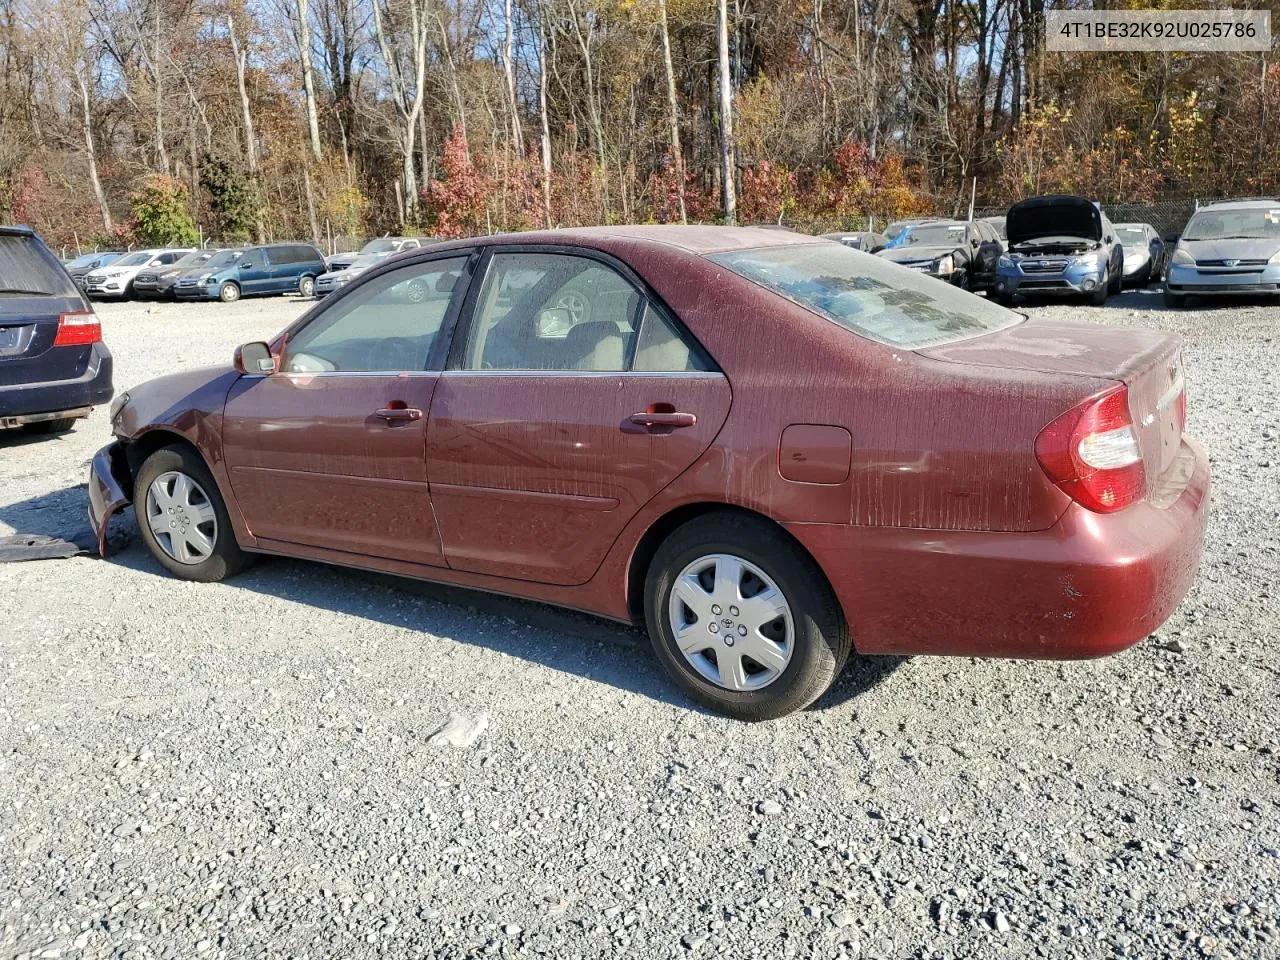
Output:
[[624, 501, 839, 627], [122, 429, 207, 490]]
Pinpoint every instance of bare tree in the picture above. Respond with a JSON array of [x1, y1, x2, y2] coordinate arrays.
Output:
[[657, 0, 685, 222], [716, 0, 735, 223], [372, 0, 431, 222]]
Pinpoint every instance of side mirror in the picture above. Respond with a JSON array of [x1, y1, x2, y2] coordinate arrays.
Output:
[[971, 237, 980, 248], [234, 341, 276, 375]]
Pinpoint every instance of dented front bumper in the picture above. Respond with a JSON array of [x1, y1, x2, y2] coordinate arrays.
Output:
[[87, 442, 133, 556]]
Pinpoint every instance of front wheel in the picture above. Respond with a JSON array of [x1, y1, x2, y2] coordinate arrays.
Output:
[[1089, 279, 1109, 306], [298, 276, 316, 298], [644, 512, 851, 721], [996, 291, 1016, 308], [134, 445, 255, 582], [1163, 289, 1185, 309], [219, 281, 241, 303]]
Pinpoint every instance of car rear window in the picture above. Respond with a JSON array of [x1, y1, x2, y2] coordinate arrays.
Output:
[[0, 234, 79, 297], [708, 243, 1021, 349]]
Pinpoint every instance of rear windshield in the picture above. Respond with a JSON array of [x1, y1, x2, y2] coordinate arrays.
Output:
[[905, 222, 967, 246], [708, 244, 1021, 349], [0, 234, 79, 297], [1116, 227, 1148, 244]]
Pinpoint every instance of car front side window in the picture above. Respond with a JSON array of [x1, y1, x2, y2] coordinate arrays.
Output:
[[282, 257, 468, 374]]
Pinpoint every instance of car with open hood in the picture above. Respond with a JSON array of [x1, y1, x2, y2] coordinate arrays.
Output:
[[326, 236, 432, 273], [90, 226, 1208, 721], [1163, 199, 1280, 307], [874, 219, 1003, 291], [994, 196, 1125, 306]]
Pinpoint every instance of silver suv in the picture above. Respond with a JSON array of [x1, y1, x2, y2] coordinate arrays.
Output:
[[1164, 199, 1280, 307]]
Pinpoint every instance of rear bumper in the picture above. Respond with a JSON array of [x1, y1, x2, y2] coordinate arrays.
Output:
[[87, 441, 133, 556], [0, 342, 113, 421], [787, 438, 1210, 659]]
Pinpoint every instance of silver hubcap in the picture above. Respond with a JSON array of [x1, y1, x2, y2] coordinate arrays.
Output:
[[668, 553, 794, 691], [145, 471, 218, 565]]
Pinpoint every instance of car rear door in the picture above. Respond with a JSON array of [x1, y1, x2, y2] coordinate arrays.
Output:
[[221, 253, 473, 565], [426, 247, 731, 586], [0, 232, 93, 414]]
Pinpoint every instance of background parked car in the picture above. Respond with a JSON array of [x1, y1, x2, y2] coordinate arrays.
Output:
[[84, 248, 192, 299], [64, 251, 123, 290], [821, 231, 888, 253], [174, 249, 246, 299], [980, 215, 1007, 241], [875, 218, 1003, 291], [0, 226, 112, 436], [882, 219, 928, 249], [1113, 223, 1166, 287], [326, 236, 430, 272], [133, 248, 222, 299], [1164, 198, 1280, 307], [314, 253, 389, 297], [994, 195, 1124, 306], [188, 243, 326, 302]]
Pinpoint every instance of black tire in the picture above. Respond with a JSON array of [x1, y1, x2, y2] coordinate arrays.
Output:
[[1089, 280, 1108, 306], [219, 281, 241, 303], [1136, 263, 1153, 288], [22, 417, 77, 435], [1163, 289, 1184, 309], [643, 511, 852, 721], [134, 445, 255, 583], [956, 271, 971, 292], [1109, 264, 1122, 295], [298, 275, 316, 298], [996, 291, 1016, 308]]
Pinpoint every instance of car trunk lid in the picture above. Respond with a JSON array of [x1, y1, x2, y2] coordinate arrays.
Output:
[[919, 317, 1185, 493]]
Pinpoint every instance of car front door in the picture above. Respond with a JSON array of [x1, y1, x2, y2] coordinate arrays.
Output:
[[221, 254, 473, 565], [426, 248, 732, 586], [237, 250, 272, 296]]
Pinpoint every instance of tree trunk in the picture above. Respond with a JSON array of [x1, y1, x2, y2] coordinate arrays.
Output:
[[229, 16, 258, 174], [297, 0, 323, 161], [77, 69, 112, 233], [657, 0, 686, 223], [503, 0, 522, 149], [716, 0, 736, 224], [537, 8, 553, 228]]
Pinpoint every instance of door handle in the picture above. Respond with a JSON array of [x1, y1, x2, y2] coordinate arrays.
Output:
[[629, 411, 696, 429], [375, 406, 422, 422]]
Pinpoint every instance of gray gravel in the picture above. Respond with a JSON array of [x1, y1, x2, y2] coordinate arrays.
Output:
[[1, 288, 1278, 960]]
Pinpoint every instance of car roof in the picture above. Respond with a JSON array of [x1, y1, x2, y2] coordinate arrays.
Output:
[[1113, 222, 1154, 229], [425, 225, 827, 257]]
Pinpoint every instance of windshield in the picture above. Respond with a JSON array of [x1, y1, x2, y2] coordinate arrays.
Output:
[[173, 250, 215, 268], [907, 223, 967, 246], [203, 250, 244, 270], [1182, 208, 1280, 241], [361, 238, 399, 254], [349, 254, 385, 270], [0, 235, 80, 297], [1116, 227, 1148, 244], [68, 252, 113, 268], [116, 251, 153, 267], [708, 243, 1020, 349]]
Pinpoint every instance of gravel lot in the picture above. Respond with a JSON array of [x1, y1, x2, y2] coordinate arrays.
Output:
[[2, 289, 1278, 960]]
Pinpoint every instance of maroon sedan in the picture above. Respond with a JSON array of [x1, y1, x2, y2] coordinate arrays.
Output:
[[89, 227, 1209, 720]]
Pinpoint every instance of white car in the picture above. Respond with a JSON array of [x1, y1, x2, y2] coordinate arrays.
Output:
[[83, 248, 193, 299], [313, 253, 388, 297]]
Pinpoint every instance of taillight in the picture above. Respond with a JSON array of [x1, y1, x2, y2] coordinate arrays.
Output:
[[52, 311, 102, 346], [1035, 386, 1145, 514]]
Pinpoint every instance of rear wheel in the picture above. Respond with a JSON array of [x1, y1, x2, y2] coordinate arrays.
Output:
[[298, 275, 316, 298], [22, 417, 76, 436], [219, 281, 241, 303], [135, 445, 254, 583], [644, 512, 851, 721]]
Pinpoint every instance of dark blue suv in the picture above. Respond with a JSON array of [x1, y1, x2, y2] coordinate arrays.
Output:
[[0, 226, 113, 436]]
